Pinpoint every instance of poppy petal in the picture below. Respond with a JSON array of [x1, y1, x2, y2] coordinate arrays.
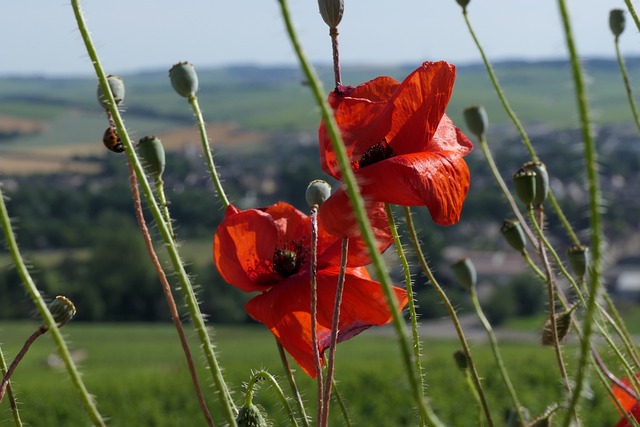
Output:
[[616, 402, 640, 427], [612, 374, 640, 414], [213, 205, 280, 292], [245, 267, 407, 378]]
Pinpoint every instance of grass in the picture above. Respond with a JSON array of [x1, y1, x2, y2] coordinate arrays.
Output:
[[0, 322, 623, 426]]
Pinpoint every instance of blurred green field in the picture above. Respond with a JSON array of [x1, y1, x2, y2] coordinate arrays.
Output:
[[0, 322, 622, 426]]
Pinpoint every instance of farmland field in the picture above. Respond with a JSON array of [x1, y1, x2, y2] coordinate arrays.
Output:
[[0, 323, 623, 426]]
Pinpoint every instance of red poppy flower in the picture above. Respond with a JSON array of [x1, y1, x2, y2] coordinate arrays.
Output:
[[318, 61, 472, 236], [612, 374, 640, 426], [213, 202, 408, 378]]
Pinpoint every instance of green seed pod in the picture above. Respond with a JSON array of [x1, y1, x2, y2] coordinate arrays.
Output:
[[541, 305, 576, 346], [566, 244, 590, 278], [236, 404, 268, 427], [451, 257, 477, 291], [610, 9, 625, 38], [169, 61, 198, 98], [463, 105, 488, 139], [456, 0, 471, 10], [137, 136, 166, 179], [512, 169, 537, 206], [453, 349, 469, 370], [97, 75, 125, 111], [522, 161, 549, 207], [306, 179, 332, 208], [318, 0, 344, 28], [500, 219, 527, 252], [48, 295, 76, 326]]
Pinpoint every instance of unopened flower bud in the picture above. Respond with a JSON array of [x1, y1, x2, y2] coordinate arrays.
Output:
[[541, 306, 575, 346], [236, 404, 268, 427], [48, 295, 76, 326], [501, 219, 527, 252], [451, 257, 477, 291], [453, 349, 469, 370], [463, 105, 488, 139], [169, 62, 199, 98], [566, 244, 589, 278], [521, 161, 549, 207], [97, 75, 125, 111], [610, 9, 625, 38], [306, 180, 332, 208], [137, 136, 166, 179], [456, 0, 471, 10], [512, 169, 537, 206], [318, 0, 344, 28]]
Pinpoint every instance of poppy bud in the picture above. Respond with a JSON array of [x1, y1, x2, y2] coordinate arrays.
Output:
[[169, 61, 199, 98], [97, 75, 125, 111], [453, 349, 469, 370], [456, 0, 471, 10], [236, 404, 268, 427], [48, 295, 76, 326], [610, 9, 625, 38], [566, 244, 589, 278], [137, 136, 166, 179], [521, 161, 549, 207], [512, 169, 537, 206], [451, 257, 477, 291], [500, 219, 527, 252], [318, 0, 344, 28], [541, 305, 575, 346], [306, 179, 332, 208], [463, 105, 488, 139]]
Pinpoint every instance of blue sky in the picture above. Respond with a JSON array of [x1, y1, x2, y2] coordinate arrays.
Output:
[[1, 0, 636, 76]]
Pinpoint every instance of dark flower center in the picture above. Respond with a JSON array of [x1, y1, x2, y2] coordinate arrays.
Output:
[[273, 240, 308, 278], [357, 139, 396, 169]]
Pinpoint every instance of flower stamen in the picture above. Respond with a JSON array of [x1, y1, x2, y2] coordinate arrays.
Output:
[[357, 139, 396, 169], [273, 240, 308, 278]]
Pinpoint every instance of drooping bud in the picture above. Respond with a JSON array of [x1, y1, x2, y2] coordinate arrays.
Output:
[[566, 244, 590, 278], [169, 62, 199, 98], [501, 219, 527, 252], [48, 295, 76, 326], [451, 257, 477, 291], [318, 0, 344, 28], [137, 136, 166, 179], [521, 161, 549, 207], [541, 305, 576, 346], [453, 349, 469, 370], [236, 404, 268, 427], [456, 0, 471, 10], [512, 169, 537, 206], [306, 179, 332, 208], [610, 9, 626, 38], [463, 105, 488, 139], [97, 75, 125, 111]]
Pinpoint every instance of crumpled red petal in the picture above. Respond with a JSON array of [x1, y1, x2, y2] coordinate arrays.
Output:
[[244, 266, 408, 378], [616, 402, 640, 427]]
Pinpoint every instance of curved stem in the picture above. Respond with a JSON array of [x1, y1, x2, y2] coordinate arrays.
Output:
[[556, 1, 603, 424], [0, 327, 47, 404], [403, 207, 494, 427], [276, 1, 439, 424], [0, 346, 23, 427], [245, 370, 299, 427], [188, 95, 230, 209], [613, 36, 640, 132], [128, 163, 214, 427], [276, 341, 310, 427], [70, 1, 237, 423]]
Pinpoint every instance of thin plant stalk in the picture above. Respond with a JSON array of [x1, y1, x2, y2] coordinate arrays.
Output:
[[385, 204, 424, 395], [556, 1, 604, 424], [468, 286, 525, 426], [331, 379, 352, 427], [0, 347, 23, 427], [128, 163, 214, 427], [245, 370, 299, 427], [321, 237, 348, 427], [624, 0, 640, 33], [460, 6, 580, 246], [309, 207, 324, 424], [0, 185, 105, 426], [613, 33, 640, 132], [403, 206, 494, 427], [0, 327, 47, 403], [276, 1, 440, 424], [276, 341, 310, 427], [330, 27, 342, 87], [70, 2, 237, 423]]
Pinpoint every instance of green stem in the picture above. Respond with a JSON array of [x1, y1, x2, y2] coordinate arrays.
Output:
[[276, 341, 310, 427], [70, 1, 237, 423], [403, 207, 494, 427], [613, 36, 640, 132], [188, 95, 230, 209], [624, 0, 640, 33], [556, 1, 603, 425], [276, 1, 439, 424], [521, 250, 546, 281], [386, 204, 424, 394], [331, 379, 352, 427], [309, 207, 324, 425], [0, 346, 23, 427], [463, 366, 484, 427], [245, 370, 299, 427], [155, 177, 175, 240], [469, 287, 525, 426]]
